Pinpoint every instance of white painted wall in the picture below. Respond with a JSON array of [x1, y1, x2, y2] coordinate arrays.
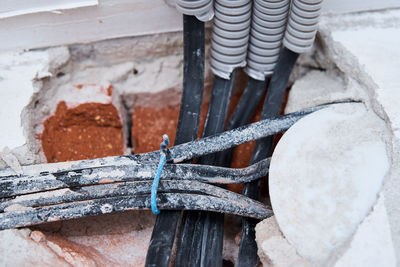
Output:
[[0, 0, 182, 52], [0, 0, 98, 19], [0, 0, 399, 51]]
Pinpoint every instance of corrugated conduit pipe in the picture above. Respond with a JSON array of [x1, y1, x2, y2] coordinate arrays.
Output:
[[246, 0, 291, 81], [210, 0, 252, 79], [176, 0, 215, 22], [283, 0, 323, 53]]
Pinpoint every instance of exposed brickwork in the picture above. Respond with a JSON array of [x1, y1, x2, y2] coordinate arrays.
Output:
[[131, 105, 180, 154], [41, 101, 124, 163]]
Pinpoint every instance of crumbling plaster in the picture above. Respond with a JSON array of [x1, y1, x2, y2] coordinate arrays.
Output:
[[256, 8, 400, 266], [317, 10, 400, 261], [0, 32, 208, 166]]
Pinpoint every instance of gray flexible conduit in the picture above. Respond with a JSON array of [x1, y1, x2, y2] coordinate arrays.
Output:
[[176, 0, 214, 21], [210, 0, 252, 79], [182, 0, 323, 79], [207, 0, 322, 80], [246, 0, 291, 80], [283, 0, 323, 53]]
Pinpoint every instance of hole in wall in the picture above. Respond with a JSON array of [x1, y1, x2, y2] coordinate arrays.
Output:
[[11, 33, 300, 266]]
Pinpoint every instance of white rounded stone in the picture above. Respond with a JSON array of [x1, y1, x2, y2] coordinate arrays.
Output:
[[269, 103, 390, 263]]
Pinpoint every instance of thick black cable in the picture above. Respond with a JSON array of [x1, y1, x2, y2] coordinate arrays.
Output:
[[195, 77, 266, 267], [0, 159, 271, 200], [145, 15, 205, 267], [219, 77, 267, 168], [175, 74, 236, 267], [237, 47, 299, 267]]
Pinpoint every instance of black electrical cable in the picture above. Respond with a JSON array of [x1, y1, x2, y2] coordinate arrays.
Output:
[[227, 78, 267, 131], [193, 77, 267, 267], [237, 47, 299, 267], [175, 73, 236, 267], [0, 158, 271, 200], [145, 14, 205, 267], [219, 77, 267, 168], [2, 180, 271, 213], [0, 180, 274, 231]]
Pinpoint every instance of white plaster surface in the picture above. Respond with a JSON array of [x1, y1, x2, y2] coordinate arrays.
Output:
[[0, 147, 23, 175], [319, 9, 400, 132], [117, 55, 183, 95], [285, 70, 361, 114], [53, 83, 112, 108], [0, 0, 98, 19], [332, 27, 400, 131], [0, 0, 183, 52], [319, 9, 400, 262], [334, 194, 396, 267], [269, 103, 390, 263], [0, 50, 51, 149], [256, 196, 396, 267], [321, 0, 400, 15], [255, 216, 309, 267]]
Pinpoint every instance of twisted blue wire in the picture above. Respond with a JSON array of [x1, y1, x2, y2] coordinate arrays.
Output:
[[151, 134, 169, 215]]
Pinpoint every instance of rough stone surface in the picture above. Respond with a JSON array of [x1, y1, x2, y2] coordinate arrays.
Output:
[[269, 103, 390, 263]]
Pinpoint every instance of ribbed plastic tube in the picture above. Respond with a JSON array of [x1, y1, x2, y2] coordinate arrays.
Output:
[[176, 0, 214, 21], [210, 0, 252, 79], [246, 0, 291, 81], [283, 0, 323, 53]]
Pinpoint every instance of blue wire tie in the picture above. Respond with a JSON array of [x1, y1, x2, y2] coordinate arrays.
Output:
[[151, 134, 170, 215]]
